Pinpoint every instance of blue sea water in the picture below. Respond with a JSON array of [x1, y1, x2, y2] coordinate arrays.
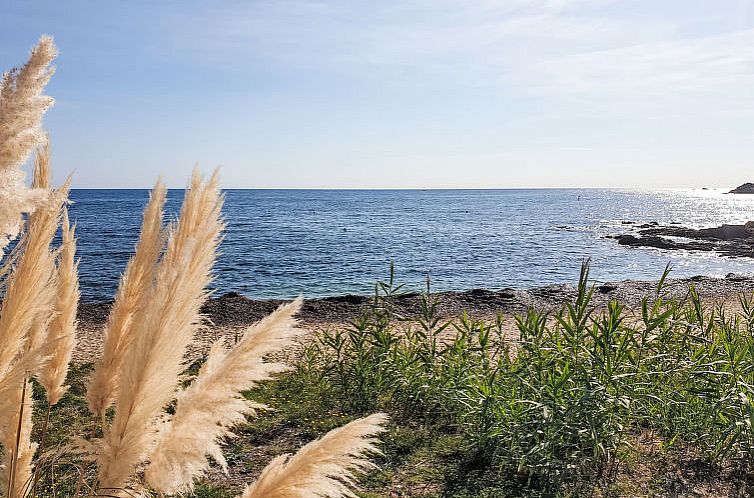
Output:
[[67, 188, 754, 303]]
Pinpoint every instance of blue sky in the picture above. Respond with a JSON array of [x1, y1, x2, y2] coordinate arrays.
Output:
[[2, 0, 754, 188]]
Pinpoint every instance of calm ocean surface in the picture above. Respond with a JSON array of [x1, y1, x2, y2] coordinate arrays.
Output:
[[68, 188, 754, 302]]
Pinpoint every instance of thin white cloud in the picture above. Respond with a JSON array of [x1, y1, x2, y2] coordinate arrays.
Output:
[[163, 0, 754, 104], [535, 28, 754, 95], [165, 0, 672, 80]]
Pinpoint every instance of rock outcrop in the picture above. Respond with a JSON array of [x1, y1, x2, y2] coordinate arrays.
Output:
[[612, 222, 754, 258], [730, 183, 754, 194]]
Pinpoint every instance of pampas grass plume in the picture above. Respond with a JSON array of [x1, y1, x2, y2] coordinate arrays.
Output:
[[0, 341, 53, 437], [145, 298, 304, 494], [240, 413, 388, 498], [97, 170, 224, 493], [86, 180, 167, 416], [0, 153, 66, 380], [21, 142, 65, 358], [38, 208, 79, 405], [0, 36, 57, 259], [0, 142, 65, 497]]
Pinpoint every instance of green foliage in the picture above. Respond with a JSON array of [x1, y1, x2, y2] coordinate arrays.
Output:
[[29, 263, 754, 497], [305, 262, 754, 495], [190, 483, 236, 498]]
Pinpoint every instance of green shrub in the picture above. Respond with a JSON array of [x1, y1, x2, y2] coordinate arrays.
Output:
[[307, 262, 754, 494]]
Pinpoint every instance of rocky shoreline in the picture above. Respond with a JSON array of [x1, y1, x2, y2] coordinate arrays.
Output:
[[77, 274, 754, 331], [610, 221, 754, 258]]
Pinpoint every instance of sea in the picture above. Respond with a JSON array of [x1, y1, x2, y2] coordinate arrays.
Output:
[[67, 188, 754, 303]]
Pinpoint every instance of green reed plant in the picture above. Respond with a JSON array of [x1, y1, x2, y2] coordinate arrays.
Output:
[[308, 261, 754, 494]]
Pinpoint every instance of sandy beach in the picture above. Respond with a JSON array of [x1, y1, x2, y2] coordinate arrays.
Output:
[[72, 273, 754, 364]]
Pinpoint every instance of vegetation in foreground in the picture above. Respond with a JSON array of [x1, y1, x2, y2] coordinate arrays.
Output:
[[39, 262, 754, 497], [315, 264, 754, 497]]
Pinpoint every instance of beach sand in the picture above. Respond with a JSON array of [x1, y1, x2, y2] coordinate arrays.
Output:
[[72, 274, 754, 365]]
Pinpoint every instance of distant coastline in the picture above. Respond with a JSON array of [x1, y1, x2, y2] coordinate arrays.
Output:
[[730, 182, 754, 194]]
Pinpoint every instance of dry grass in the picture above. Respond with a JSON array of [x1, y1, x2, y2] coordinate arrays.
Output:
[[145, 298, 305, 494], [240, 413, 388, 498], [86, 180, 166, 417], [0, 36, 387, 498]]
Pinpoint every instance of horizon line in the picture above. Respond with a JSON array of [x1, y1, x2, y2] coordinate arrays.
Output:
[[66, 185, 738, 191]]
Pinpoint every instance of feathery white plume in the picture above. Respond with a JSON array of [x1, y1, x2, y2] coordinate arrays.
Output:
[[86, 181, 167, 416], [240, 413, 388, 498], [97, 170, 224, 494], [0, 36, 57, 260], [145, 298, 304, 494]]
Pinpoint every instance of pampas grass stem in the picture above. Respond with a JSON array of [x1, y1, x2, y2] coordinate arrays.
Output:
[[4, 379, 36, 498]]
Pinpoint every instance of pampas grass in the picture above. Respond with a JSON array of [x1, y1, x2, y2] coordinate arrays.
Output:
[[86, 180, 166, 417], [96, 170, 225, 493], [21, 143, 67, 358], [0, 148, 62, 385], [0, 37, 387, 498], [38, 208, 79, 406], [4, 381, 35, 498], [0, 35, 57, 260], [145, 298, 304, 494], [240, 413, 389, 498], [0, 141, 66, 498]]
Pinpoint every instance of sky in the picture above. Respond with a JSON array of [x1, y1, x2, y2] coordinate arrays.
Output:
[[2, 0, 754, 188]]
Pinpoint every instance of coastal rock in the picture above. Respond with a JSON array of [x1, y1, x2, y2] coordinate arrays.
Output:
[[529, 284, 578, 302], [613, 221, 754, 258], [499, 288, 517, 299], [323, 294, 370, 305], [726, 273, 749, 281], [468, 288, 498, 299], [730, 183, 754, 194], [617, 235, 680, 250], [597, 283, 618, 294], [640, 224, 754, 241]]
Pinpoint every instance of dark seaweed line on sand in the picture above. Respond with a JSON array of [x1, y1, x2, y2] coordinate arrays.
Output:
[[76, 275, 754, 330]]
